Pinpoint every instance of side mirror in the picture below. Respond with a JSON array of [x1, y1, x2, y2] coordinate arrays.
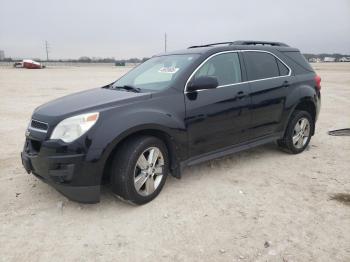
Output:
[[187, 76, 218, 92]]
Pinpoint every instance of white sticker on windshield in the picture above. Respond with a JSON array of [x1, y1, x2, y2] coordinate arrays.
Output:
[[158, 67, 179, 74]]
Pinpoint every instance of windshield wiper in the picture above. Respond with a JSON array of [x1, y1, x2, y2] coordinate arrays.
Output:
[[113, 85, 141, 93]]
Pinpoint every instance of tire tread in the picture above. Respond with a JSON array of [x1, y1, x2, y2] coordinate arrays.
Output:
[[110, 135, 168, 205], [277, 110, 314, 154]]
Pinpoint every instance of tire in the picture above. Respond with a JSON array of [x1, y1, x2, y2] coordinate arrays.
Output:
[[277, 110, 314, 154], [110, 136, 169, 205]]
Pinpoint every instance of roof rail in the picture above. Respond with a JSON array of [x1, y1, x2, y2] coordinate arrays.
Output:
[[188, 40, 290, 49], [188, 42, 234, 49], [232, 40, 289, 47]]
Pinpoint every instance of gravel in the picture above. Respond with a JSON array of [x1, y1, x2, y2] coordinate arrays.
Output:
[[0, 63, 349, 261]]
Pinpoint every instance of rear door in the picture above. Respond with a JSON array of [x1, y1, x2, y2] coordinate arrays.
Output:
[[242, 51, 292, 139], [185, 52, 251, 157]]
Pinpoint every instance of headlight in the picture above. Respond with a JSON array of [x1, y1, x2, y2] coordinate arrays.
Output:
[[50, 112, 99, 143]]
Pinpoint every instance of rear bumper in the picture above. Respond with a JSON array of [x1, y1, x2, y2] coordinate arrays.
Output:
[[21, 148, 100, 204]]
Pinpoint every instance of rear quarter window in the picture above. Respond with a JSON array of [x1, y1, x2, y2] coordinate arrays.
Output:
[[282, 51, 314, 72]]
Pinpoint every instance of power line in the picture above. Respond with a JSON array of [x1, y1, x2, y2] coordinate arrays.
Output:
[[45, 40, 50, 61], [164, 33, 167, 53]]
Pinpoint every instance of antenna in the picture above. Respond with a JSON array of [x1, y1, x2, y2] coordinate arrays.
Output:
[[164, 33, 167, 53], [45, 40, 50, 61]]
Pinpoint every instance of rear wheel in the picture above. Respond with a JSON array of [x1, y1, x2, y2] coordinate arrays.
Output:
[[277, 110, 314, 154], [110, 136, 169, 205]]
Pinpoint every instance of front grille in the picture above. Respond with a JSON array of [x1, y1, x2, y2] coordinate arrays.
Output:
[[30, 119, 49, 131]]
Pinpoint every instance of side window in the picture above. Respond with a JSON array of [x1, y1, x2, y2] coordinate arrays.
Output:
[[193, 53, 242, 86], [244, 52, 280, 81], [276, 59, 289, 76]]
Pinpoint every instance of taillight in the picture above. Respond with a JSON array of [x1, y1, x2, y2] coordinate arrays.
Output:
[[314, 75, 321, 91]]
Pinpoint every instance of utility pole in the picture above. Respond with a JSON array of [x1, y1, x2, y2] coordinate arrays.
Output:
[[45, 40, 50, 61], [164, 33, 167, 53]]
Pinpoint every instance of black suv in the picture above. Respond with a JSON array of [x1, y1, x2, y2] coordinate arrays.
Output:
[[21, 41, 321, 204]]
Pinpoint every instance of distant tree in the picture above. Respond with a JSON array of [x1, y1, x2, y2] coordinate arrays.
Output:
[[78, 56, 92, 62], [99, 57, 115, 63], [127, 58, 141, 63]]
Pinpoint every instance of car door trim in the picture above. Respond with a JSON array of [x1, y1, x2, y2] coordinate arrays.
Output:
[[180, 132, 283, 168], [184, 50, 292, 93]]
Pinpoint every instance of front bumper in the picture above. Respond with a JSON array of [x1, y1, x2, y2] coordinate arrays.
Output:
[[21, 138, 101, 203]]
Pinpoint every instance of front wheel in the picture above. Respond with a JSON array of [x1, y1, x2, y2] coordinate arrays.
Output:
[[277, 110, 314, 154], [110, 136, 169, 205]]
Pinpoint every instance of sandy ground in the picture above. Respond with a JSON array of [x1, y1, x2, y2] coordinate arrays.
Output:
[[0, 63, 349, 262]]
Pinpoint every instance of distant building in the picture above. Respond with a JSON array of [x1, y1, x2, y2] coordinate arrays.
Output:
[[0, 50, 5, 60], [339, 57, 350, 62], [323, 57, 336, 62], [308, 57, 321, 63]]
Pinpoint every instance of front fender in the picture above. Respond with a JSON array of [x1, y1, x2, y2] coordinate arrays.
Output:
[[84, 94, 187, 180]]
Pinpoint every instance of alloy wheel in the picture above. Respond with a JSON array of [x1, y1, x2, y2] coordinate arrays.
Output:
[[133, 147, 164, 196], [292, 117, 310, 149]]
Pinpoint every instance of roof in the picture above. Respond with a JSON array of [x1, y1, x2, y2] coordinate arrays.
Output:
[[155, 40, 299, 57]]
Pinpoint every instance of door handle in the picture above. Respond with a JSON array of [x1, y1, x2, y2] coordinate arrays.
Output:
[[236, 91, 246, 99], [282, 80, 290, 88]]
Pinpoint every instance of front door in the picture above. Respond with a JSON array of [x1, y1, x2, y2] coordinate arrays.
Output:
[[184, 52, 251, 157]]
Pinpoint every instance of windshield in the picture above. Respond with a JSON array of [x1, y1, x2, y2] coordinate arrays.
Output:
[[112, 54, 199, 91]]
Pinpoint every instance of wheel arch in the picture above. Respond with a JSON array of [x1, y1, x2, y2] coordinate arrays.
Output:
[[101, 126, 182, 184], [285, 97, 317, 136]]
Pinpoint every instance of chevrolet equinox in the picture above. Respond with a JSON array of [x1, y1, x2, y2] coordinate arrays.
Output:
[[21, 41, 321, 204]]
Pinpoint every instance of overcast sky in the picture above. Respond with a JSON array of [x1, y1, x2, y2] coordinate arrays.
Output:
[[1, 0, 349, 59]]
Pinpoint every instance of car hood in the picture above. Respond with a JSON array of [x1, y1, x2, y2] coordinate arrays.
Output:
[[33, 87, 151, 122]]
